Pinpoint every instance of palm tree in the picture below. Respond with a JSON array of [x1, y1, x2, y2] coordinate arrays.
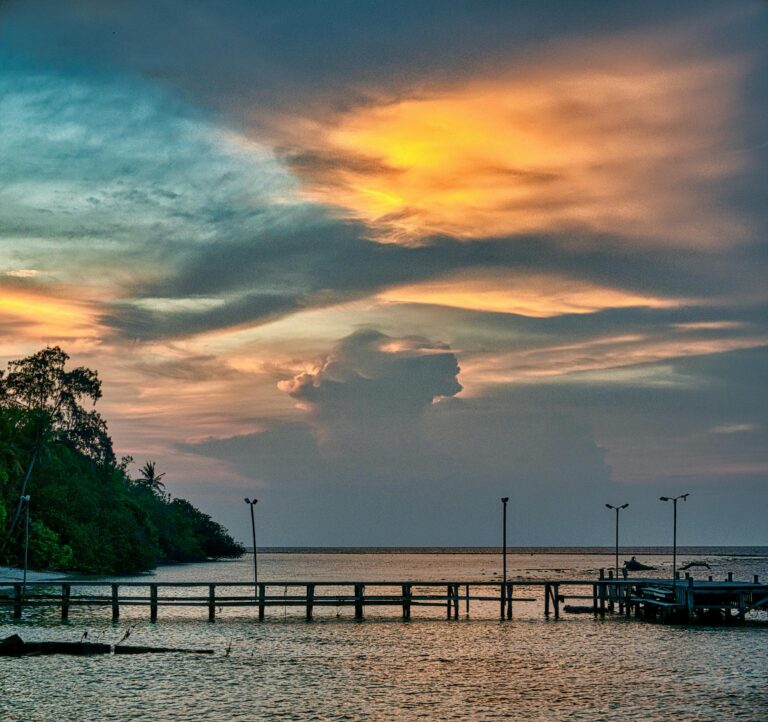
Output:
[[137, 461, 166, 495]]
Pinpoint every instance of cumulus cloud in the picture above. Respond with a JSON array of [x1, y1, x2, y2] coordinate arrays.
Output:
[[279, 329, 462, 457], [184, 329, 617, 544]]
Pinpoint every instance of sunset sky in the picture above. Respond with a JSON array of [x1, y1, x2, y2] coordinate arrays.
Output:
[[1, 1, 767, 546]]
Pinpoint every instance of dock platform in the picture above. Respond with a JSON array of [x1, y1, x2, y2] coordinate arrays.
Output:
[[2, 572, 766, 624]]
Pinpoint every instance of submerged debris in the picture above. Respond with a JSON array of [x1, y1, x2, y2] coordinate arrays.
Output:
[[0, 634, 214, 657]]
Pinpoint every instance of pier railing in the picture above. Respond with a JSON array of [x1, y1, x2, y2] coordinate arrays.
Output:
[[1, 576, 765, 623]]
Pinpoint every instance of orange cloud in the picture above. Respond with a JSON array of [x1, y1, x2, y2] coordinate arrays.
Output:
[[378, 271, 682, 317], [0, 284, 104, 355], [289, 52, 748, 247], [459, 334, 768, 392]]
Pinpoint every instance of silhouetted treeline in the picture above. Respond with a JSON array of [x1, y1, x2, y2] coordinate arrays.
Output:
[[0, 347, 244, 573]]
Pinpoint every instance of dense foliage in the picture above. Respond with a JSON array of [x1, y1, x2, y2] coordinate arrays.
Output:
[[0, 347, 244, 573]]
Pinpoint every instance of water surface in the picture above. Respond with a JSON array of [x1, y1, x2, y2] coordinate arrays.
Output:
[[2, 549, 766, 721]]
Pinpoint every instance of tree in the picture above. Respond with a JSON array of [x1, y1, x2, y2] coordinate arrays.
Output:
[[1, 347, 115, 540], [1, 347, 244, 572], [0, 346, 114, 465], [136, 460, 166, 496]]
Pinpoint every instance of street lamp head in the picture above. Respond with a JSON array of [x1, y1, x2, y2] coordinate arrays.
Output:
[[620, 503, 629, 509], [501, 497, 509, 503], [659, 496, 670, 501], [244, 497, 251, 504], [680, 493, 689, 502], [605, 503, 614, 509]]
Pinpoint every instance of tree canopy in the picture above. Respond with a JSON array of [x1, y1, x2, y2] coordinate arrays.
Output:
[[0, 347, 244, 573]]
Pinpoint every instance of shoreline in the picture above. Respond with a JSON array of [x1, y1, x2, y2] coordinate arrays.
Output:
[[0, 566, 70, 583], [248, 546, 768, 556]]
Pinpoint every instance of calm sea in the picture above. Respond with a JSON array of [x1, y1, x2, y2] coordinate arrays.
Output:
[[2, 548, 767, 721]]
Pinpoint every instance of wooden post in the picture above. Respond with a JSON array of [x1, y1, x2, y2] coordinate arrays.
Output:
[[111, 584, 120, 621], [544, 583, 550, 618], [608, 570, 615, 612], [452, 584, 460, 619], [737, 592, 746, 621], [465, 584, 470, 616], [675, 572, 681, 580], [499, 582, 505, 619], [625, 584, 631, 617], [599, 582, 606, 618], [61, 584, 70, 621], [506, 582, 513, 619], [258, 583, 266, 621], [447, 585, 452, 619], [553, 584, 560, 620], [150, 584, 158, 622], [208, 584, 216, 622], [354, 584, 364, 620], [708, 575, 713, 581], [754, 575, 760, 584], [727, 572, 733, 582], [686, 576, 694, 622], [402, 584, 411, 620], [13, 584, 22, 619], [306, 584, 315, 621], [592, 584, 598, 615]]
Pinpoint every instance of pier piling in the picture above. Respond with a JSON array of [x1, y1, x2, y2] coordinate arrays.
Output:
[[208, 584, 216, 622], [150, 584, 158, 622], [402, 584, 411, 619], [111, 584, 120, 621], [61, 584, 70, 621], [306, 584, 315, 621]]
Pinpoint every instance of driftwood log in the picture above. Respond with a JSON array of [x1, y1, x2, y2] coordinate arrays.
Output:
[[1, 634, 214, 656]]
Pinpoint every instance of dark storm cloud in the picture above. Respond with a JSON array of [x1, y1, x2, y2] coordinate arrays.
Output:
[[103, 292, 302, 341], [110, 228, 768, 339], [281, 328, 462, 457], [183, 329, 615, 545], [184, 337, 768, 546], [0, 1, 748, 120]]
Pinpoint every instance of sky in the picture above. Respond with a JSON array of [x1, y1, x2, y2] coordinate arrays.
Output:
[[1, 1, 767, 547]]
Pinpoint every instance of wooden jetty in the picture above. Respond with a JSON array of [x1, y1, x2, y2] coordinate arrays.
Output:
[[1, 573, 765, 624]]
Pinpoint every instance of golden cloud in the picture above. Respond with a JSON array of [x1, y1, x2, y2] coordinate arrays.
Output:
[[0, 284, 104, 355], [288, 53, 748, 247], [459, 334, 768, 392], [378, 271, 682, 317]]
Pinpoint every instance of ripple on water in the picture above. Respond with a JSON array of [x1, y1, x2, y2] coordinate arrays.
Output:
[[2, 552, 767, 721]]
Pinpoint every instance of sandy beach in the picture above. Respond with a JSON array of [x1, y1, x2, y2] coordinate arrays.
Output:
[[0, 567, 68, 583]]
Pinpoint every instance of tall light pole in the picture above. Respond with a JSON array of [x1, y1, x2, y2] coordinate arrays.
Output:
[[660, 493, 689, 581], [501, 497, 509, 586], [20, 495, 30, 592], [605, 503, 628, 578], [244, 498, 258, 596]]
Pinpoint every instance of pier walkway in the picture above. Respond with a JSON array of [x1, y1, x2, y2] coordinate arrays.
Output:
[[2, 572, 766, 624]]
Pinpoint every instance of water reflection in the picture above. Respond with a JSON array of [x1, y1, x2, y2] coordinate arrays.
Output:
[[1, 551, 767, 721]]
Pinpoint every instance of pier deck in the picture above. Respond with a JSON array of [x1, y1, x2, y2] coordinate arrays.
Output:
[[2, 574, 766, 624]]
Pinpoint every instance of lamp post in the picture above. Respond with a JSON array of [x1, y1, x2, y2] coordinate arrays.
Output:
[[501, 497, 509, 585], [659, 493, 689, 581], [243, 498, 258, 596], [605, 503, 628, 578], [20, 495, 30, 593]]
